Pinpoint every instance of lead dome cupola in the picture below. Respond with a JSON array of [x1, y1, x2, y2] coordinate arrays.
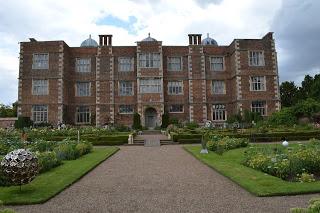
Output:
[[141, 33, 157, 42], [80, 35, 98, 47], [201, 33, 218, 46]]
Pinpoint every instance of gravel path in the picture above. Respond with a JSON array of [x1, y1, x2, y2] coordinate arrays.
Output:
[[10, 145, 318, 213]]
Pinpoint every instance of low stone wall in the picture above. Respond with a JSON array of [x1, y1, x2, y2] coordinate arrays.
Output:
[[0, 117, 17, 129]]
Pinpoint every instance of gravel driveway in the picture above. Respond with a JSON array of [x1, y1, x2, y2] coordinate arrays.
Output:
[[11, 145, 318, 213]]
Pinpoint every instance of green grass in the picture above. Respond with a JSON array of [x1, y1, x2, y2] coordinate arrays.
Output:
[[0, 147, 119, 205], [184, 145, 320, 196]]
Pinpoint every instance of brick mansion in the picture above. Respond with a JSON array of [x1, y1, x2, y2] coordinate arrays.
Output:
[[17, 32, 280, 128]]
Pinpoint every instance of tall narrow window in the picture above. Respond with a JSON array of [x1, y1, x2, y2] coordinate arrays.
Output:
[[212, 80, 226, 94], [139, 53, 160, 68], [76, 106, 90, 124], [119, 105, 134, 114], [139, 78, 162, 93], [32, 79, 48, 95], [119, 81, 133, 96], [118, 57, 134, 72], [76, 58, 91, 72], [32, 53, 49, 69], [249, 51, 264, 66], [250, 76, 266, 91], [210, 57, 224, 71], [168, 81, 183, 95], [168, 57, 182, 71], [251, 101, 266, 116], [76, 82, 90, 97], [212, 104, 226, 121], [32, 105, 48, 123]]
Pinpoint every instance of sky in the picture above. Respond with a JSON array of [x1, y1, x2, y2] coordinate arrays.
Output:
[[0, 0, 319, 104]]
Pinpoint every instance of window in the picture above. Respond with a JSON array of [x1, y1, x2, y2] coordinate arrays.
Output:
[[168, 57, 182, 71], [118, 57, 134, 72], [251, 101, 266, 116], [212, 104, 226, 121], [250, 76, 266, 91], [119, 81, 133, 96], [168, 81, 183, 95], [76, 82, 90, 97], [139, 78, 162, 93], [119, 105, 134, 114], [32, 105, 48, 123], [249, 51, 264, 66], [76, 58, 91, 72], [169, 104, 183, 113], [32, 79, 48, 95], [212, 80, 226, 94], [210, 57, 224, 71], [76, 106, 90, 124], [32, 53, 49, 69], [139, 53, 160, 68]]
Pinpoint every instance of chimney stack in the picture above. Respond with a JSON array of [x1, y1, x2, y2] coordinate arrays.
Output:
[[99, 34, 113, 46], [188, 34, 202, 45]]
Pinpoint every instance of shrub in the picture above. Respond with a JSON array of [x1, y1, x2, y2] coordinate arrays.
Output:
[[37, 151, 62, 173], [29, 139, 57, 152], [185, 122, 199, 130], [207, 136, 249, 154], [54, 140, 78, 161], [161, 112, 169, 128], [75, 141, 92, 157], [297, 172, 316, 183], [14, 117, 33, 129], [132, 113, 142, 130], [266, 107, 297, 126]]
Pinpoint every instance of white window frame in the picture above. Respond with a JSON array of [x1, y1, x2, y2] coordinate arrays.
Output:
[[32, 79, 49, 95], [139, 78, 162, 93], [251, 101, 267, 116], [167, 56, 182, 71], [119, 105, 134, 114], [32, 53, 49, 70], [249, 51, 265, 66], [118, 57, 134, 72], [119, 81, 134, 96], [212, 104, 227, 121], [169, 104, 184, 113], [250, 76, 266, 91], [76, 82, 91, 97], [138, 53, 160, 68], [210, 56, 224, 71], [168, 81, 183, 95], [212, 80, 226, 94], [76, 58, 91, 73], [32, 105, 48, 123], [76, 106, 91, 124]]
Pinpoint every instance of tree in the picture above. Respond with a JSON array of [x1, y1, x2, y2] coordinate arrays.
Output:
[[132, 113, 142, 130], [0, 102, 17, 117], [280, 81, 299, 107]]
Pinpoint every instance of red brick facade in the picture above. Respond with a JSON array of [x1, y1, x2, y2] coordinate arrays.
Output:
[[17, 33, 280, 127]]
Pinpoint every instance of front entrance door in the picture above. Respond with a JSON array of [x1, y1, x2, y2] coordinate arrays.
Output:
[[145, 108, 157, 129]]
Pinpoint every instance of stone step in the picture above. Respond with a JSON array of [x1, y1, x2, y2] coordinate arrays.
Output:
[[160, 139, 179, 145], [142, 130, 162, 135], [132, 139, 145, 146]]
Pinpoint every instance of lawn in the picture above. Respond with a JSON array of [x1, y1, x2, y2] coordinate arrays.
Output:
[[0, 147, 119, 205], [184, 145, 320, 196]]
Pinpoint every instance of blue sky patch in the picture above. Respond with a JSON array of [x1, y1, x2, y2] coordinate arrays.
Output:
[[96, 15, 138, 35]]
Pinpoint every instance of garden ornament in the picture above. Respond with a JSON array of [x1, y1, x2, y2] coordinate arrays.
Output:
[[1, 149, 39, 190], [200, 135, 208, 154], [282, 140, 289, 147]]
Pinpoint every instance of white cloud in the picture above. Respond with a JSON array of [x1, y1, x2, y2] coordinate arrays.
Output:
[[0, 0, 301, 104]]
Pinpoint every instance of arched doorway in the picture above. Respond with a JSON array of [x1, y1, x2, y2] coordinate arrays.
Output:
[[145, 107, 157, 129]]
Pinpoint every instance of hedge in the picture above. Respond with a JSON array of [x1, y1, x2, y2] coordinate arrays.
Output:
[[29, 134, 129, 146], [177, 138, 201, 144], [171, 130, 320, 143]]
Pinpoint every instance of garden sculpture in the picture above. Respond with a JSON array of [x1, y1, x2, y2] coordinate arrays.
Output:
[[1, 149, 39, 188]]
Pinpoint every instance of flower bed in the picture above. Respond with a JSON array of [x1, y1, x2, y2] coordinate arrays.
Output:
[[207, 136, 249, 154], [243, 138, 320, 181]]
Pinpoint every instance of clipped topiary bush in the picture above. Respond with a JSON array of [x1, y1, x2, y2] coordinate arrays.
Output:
[[132, 113, 142, 130], [14, 117, 33, 129]]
